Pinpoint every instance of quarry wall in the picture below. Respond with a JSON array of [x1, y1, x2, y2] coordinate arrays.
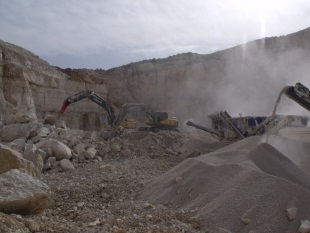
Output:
[[0, 40, 109, 130]]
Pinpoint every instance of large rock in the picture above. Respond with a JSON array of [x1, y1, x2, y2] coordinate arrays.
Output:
[[36, 139, 72, 160], [0, 122, 42, 142], [0, 169, 50, 215], [0, 143, 39, 177], [23, 143, 44, 172]]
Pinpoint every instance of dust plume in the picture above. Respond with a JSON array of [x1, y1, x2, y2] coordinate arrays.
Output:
[[271, 86, 290, 116]]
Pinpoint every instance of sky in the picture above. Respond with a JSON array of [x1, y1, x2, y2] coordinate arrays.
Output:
[[1, 0, 310, 69]]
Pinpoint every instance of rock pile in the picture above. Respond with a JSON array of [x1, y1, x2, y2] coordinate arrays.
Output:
[[141, 135, 310, 232]]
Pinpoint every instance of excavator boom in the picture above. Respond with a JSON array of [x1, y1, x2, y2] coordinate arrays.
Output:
[[59, 90, 116, 125], [285, 83, 310, 112]]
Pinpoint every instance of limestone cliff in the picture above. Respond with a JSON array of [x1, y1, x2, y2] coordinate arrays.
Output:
[[0, 40, 109, 130]]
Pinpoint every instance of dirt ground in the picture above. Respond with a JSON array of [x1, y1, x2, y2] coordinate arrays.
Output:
[[1, 129, 226, 233]]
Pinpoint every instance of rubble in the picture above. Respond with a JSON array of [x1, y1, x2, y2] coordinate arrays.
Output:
[[287, 207, 298, 221]]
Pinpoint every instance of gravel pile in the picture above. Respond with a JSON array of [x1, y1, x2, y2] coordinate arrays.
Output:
[[141, 135, 310, 233]]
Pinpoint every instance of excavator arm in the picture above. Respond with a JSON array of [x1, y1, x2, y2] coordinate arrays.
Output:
[[59, 90, 116, 125], [285, 82, 310, 112]]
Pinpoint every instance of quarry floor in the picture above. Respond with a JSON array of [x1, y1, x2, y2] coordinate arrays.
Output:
[[1, 130, 225, 233]]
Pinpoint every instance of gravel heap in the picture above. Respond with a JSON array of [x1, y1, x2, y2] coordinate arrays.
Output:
[[141, 135, 310, 233]]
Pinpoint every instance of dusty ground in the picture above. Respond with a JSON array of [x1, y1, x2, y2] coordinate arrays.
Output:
[[1, 129, 226, 233]]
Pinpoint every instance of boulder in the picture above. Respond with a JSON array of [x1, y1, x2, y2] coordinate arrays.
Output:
[[23, 144, 44, 172], [0, 143, 39, 177], [36, 139, 72, 161], [44, 114, 57, 125], [111, 144, 121, 152], [36, 126, 50, 137], [14, 110, 32, 123], [0, 169, 50, 215], [286, 207, 297, 221], [55, 120, 66, 129], [8, 138, 26, 152], [60, 159, 75, 171], [300, 220, 310, 233], [5, 110, 33, 125], [1, 122, 42, 142], [86, 147, 97, 158], [74, 143, 85, 154]]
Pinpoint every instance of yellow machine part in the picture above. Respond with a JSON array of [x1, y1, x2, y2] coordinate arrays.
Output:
[[159, 117, 178, 126], [120, 119, 137, 128]]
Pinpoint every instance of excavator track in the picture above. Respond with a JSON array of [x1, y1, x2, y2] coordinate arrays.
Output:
[[285, 86, 310, 112]]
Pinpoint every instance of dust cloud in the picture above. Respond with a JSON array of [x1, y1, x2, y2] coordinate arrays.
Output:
[[271, 86, 290, 116], [174, 40, 310, 129], [124, 36, 310, 132]]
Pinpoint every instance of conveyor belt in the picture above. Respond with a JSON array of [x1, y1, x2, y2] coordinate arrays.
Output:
[[285, 86, 310, 112]]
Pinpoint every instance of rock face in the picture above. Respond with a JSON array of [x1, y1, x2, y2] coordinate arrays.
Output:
[[0, 169, 50, 215], [0, 40, 109, 130]]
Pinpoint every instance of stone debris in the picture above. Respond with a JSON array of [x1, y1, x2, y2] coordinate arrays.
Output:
[[240, 213, 252, 225], [300, 220, 310, 233], [60, 159, 75, 171], [36, 126, 50, 137], [73, 143, 85, 154], [287, 207, 298, 221], [55, 120, 66, 129], [44, 115, 56, 125], [88, 218, 100, 227], [23, 143, 44, 172]]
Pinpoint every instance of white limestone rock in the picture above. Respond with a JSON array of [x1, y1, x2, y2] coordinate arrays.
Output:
[[286, 207, 297, 221], [0, 143, 39, 177], [86, 147, 97, 158], [1, 122, 42, 142], [36, 127, 50, 137], [0, 169, 50, 215], [55, 120, 66, 129], [74, 143, 86, 154], [300, 220, 310, 233], [36, 139, 72, 161], [44, 115, 57, 125], [60, 159, 75, 171], [23, 143, 44, 172]]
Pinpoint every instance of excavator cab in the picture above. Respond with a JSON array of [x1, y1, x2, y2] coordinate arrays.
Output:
[[120, 119, 137, 128]]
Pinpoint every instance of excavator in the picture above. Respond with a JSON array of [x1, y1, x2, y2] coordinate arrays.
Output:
[[59, 90, 178, 131]]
